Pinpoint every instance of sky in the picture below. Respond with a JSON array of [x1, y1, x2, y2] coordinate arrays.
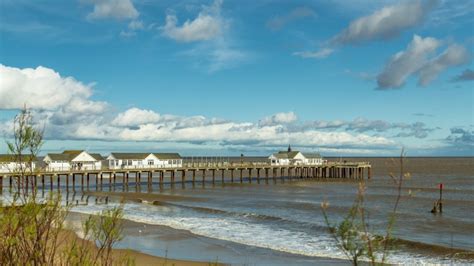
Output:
[[0, 0, 473, 156]]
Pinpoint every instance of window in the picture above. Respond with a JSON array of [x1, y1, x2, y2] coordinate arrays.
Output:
[[148, 160, 154, 165]]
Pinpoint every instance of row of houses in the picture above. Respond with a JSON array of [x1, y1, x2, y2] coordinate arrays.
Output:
[[0, 150, 184, 173], [0, 146, 323, 173]]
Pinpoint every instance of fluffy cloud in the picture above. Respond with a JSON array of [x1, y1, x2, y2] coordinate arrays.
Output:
[[266, 7, 316, 31], [446, 127, 474, 146], [259, 112, 298, 126], [295, 0, 437, 60], [418, 44, 470, 86], [0, 64, 107, 112], [377, 35, 439, 89], [161, 0, 224, 42], [451, 69, 474, 82], [84, 0, 139, 20], [333, 0, 437, 45], [112, 108, 161, 127], [377, 36, 471, 89]]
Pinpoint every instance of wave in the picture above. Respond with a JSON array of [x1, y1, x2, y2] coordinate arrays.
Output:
[[69, 201, 473, 264]]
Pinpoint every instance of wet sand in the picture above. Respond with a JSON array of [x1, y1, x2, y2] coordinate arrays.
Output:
[[64, 212, 224, 266]]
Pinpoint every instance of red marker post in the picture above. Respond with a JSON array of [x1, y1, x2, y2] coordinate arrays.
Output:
[[439, 183, 443, 213]]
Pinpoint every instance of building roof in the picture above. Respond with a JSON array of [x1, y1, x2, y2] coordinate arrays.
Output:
[[109, 153, 151, 160], [271, 151, 301, 159], [0, 154, 37, 163], [152, 153, 182, 159], [45, 150, 103, 162], [303, 153, 322, 158], [109, 152, 182, 160]]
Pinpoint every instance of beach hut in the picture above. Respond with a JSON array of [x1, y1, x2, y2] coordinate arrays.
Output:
[[107, 153, 183, 169], [43, 150, 103, 171], [0, 154, 37, 173]]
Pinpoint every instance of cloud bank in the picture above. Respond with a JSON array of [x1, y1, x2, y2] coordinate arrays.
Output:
[[0, 64, 408, 153]]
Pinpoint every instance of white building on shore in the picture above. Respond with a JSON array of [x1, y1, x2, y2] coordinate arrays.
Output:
[[268, 146, 323, 166], [0, 154, 37, 174], [107, 153, 183, 169], [43, 150, 103, 171]]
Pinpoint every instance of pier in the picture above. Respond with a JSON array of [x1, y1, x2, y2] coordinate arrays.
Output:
[[0, 161, 371, 193]]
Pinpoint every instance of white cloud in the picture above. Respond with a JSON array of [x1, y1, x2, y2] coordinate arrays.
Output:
[[377, 35, 439, 89], [161, 0, 224, 42], [377, 35, 471, 89], [84, 0, 139, 20], [418, 44, 470, 86], [266, 6, 316, 31], [333, 0, 437, 45], [259, 112, 298, 126], [128, 19, 143, 30], [0, 64, 107, 112], [297, 0, 437, 60], [112, 108, 161, 127], [293, 48, 334, 59]]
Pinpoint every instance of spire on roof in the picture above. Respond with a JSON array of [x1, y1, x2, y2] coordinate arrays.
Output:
[[288, 144, 292, 153]]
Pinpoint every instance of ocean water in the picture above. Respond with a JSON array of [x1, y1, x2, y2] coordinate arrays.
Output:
[[2, 157, 473, 264]]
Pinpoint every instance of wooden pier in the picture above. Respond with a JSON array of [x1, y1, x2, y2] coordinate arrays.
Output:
[[0, 162, 371, 193]]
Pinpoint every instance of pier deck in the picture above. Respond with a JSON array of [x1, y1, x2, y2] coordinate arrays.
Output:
[[0, 162, 371, 192]]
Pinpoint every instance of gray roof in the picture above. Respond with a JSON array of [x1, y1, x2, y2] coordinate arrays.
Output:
[[271, 151, 300, 159], [110, 153, 182, 160], [109, 153, 151, 160], [46, 150, 102, 162], [303, 153, 322, 159], [152, 153, 182, 159]]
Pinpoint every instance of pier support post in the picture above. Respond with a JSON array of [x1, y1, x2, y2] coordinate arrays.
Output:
[[248, 169, 252, 183], [240, 169, 243, 183], [192, 170, 196, 184], [368, 167, 371, 179], [181, 170, 186, 184], [66, 174, 70, 191], [221, 169, 225, 183], [202, 169, 206, 184], [212, 169, 215, 183], [0, 176, 3, 193], [171, 170, 175, 184], [86, 173, 90, 190], [265, 168, 269, 180], [231, 169, 234, 182], [81, 174, 84, 191]]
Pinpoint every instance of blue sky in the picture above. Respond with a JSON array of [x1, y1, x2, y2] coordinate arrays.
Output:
[[0, 0, 473, 156]]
